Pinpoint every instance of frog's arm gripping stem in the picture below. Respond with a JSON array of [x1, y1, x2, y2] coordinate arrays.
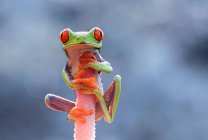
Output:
[[85, 61, 113, 73], [84, 61, 121, 123], [61, 63, 78, 90]]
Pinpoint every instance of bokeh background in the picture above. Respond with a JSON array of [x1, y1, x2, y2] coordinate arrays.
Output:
[[1, 0, 208, 140]]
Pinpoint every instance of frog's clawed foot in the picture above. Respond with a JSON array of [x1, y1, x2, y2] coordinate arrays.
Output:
[[68, 107, 94, 124]]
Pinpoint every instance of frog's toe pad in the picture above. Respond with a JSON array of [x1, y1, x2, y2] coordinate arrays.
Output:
[[68, 115, 86, 124], [114, 75, 121, 82], [70, 107, 94, 116]]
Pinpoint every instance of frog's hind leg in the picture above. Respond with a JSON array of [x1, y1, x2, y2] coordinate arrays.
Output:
[[105, 75, 121, 122], [95, 75, 121, 123], [45, 94, 75, 112], [45, 94, 93, 123], [45, 94, 92, 123]]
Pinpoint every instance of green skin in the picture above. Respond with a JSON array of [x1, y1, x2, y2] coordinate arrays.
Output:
[[62, 28, 102, 50], [62, 27, 121, 123]]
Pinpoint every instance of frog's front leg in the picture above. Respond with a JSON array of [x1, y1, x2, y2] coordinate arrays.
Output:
[[62, 69, 82, 90], [85, 61, 113, 73], [83, 60, 121, 123]]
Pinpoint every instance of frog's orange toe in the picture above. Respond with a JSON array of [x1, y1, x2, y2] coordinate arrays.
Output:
[[70, 107, 94, 116], [73, 77, 96, 84], [68, 108, 94, 124], [68, 115, 86, 124]]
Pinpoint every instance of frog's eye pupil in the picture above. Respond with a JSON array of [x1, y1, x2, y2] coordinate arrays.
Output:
[[60, 29, 69, 43], [94, 28, 104, 41]]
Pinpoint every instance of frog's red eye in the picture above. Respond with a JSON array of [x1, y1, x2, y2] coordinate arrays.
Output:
[[60, 29, 69, 43], [94, 28, 104, 41]]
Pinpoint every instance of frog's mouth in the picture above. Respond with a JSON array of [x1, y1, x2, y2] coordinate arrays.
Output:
[[63, 42, 101, 52], [64, 44, 100, 57], [63, 44, 104, 80]]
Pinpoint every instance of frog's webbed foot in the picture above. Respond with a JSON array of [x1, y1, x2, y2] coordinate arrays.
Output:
[[45, 94, 75, 112], [68, 107, 94, 124]]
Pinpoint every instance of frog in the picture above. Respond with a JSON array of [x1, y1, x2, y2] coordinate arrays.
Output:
[[45, 27, 121, 123]]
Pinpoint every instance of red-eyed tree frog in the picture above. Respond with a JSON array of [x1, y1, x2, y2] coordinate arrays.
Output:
[[45, 27, 121, 123]]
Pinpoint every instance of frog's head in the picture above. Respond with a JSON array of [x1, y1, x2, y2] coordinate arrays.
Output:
[[59, 27, 104, 52]]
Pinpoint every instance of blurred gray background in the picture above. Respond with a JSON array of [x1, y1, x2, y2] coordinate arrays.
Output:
[[1, 0, 208, 140]]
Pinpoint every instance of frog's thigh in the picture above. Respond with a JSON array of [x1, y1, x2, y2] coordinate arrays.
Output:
[[45, 94, 75, 112]]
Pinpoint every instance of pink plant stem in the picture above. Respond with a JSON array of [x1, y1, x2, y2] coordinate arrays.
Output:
[[74, 92, 96, 140]]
